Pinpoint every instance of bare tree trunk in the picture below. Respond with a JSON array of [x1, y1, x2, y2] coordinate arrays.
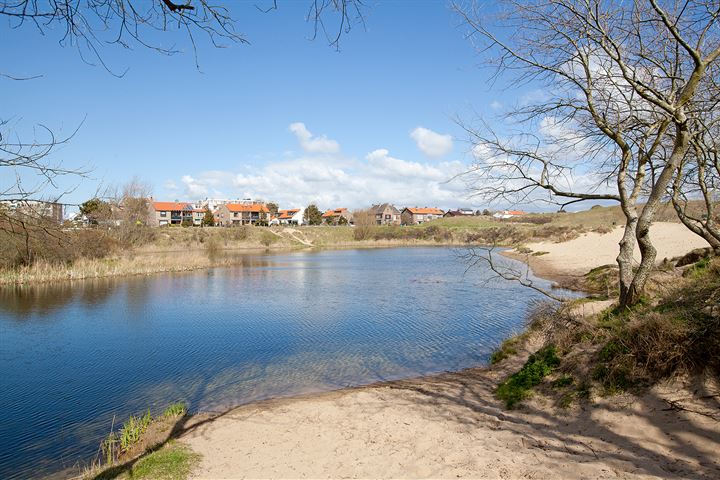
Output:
[[624, 122, 693, 307], [617, 214, 638, 308]]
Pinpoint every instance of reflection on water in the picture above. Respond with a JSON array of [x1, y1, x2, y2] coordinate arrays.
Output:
[[0, 247, 573, 479]]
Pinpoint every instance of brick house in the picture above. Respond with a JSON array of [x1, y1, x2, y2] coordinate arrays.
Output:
[[149, 201, 201, 226], [401, 207, 445, 225], [322, 208, 353, 225], [371, 203, 401, 225], [215, 203, 270, 226]]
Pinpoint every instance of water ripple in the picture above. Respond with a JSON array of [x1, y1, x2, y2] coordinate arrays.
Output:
[[0, 247, 575, 479]]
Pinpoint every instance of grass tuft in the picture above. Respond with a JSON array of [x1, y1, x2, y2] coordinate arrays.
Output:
[[125, 442, 200, 480], [163, 402, 187, 418], [489, 335, 524, 364], [496, 345, 561, 408], [119, 410, 152, 451]]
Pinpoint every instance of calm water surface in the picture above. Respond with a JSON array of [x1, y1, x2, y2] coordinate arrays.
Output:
[[0, 247, 568, 478]]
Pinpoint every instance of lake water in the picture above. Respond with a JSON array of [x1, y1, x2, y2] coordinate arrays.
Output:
[[0, 247, 568, 479]]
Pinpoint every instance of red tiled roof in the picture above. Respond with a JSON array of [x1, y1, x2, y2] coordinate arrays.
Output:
[[322, 208, 348, 217], [224, 203, 270, 213], [506, 210, 526, 215], [406, 207, 444, 215], [278, 209, 300, 219], [153, 201, 191, 211]]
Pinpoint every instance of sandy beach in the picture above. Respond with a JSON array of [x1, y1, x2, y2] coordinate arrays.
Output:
[[508, 222, 711, 284], [178, 223, 719, 479]]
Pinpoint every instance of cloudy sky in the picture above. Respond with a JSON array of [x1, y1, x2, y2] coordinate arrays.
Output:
[[2, 2, 545, 210]]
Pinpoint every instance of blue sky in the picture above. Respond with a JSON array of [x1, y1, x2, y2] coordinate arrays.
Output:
[[2, 1, 535, 211]]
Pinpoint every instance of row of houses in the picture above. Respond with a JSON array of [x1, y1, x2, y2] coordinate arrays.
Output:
[[146, 198, 527, 228]]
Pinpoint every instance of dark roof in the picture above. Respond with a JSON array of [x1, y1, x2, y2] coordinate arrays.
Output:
[[371, 203, 400, 215]]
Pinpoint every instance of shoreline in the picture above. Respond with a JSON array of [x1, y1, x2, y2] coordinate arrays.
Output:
[[176, 334, 719, 479], [0, 241, 485, 286]]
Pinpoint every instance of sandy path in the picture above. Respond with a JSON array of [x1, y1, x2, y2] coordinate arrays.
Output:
[[519, 222, 710, 277]]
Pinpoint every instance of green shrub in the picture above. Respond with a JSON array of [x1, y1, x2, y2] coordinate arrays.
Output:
[[496, 345, 560, 408], [598, 340, 629, 362], [552, 375, 574, 388]]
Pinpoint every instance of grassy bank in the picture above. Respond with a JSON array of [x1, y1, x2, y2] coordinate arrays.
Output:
[[87, 403, 199, 480], [489, 255, 720, 409]]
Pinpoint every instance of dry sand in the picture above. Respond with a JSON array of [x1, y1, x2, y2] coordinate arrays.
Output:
[[512, 222, 710, 283], [179, 223, 719, 479]]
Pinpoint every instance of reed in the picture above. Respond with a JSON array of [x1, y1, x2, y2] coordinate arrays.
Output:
[[119, 410, 152, 451], [162, 402, 187, 418]]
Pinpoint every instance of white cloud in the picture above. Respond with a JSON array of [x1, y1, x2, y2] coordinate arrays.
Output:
[[289, 122, 340, 154], [410, 127, 453, 158], [366, 149, 445, 181], [163, 123, 475, 209], [180, 175, 209, 197], [490, 100, 503, 110], [170, 151, 468, 210]]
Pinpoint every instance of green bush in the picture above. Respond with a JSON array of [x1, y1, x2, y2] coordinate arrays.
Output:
[[496, 345, 560, 408]]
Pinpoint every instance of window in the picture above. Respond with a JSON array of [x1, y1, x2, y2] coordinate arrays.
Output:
[[160, 211, 167, 217]]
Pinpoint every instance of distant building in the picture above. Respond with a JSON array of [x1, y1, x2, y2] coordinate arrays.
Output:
[[493, 210, 526, 219], [199, 198, 249, 211], [277, 208, 305, 225], [215, 203, 270, 226], [401, 207, 445, 225], [371, 203, 401, 225], [0, 200, 64, 223], [443, 208, 475, 218], [149, 201, 204, 226], [322, 208, 353, 225]]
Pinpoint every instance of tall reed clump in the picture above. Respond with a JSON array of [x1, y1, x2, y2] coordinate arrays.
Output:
[[119, 410, 152, 450], [97, 402, 188, 468], [100, 410, 152, 465], [205, 235, 221, 262]]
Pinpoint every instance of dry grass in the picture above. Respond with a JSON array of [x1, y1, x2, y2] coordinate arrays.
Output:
[[507, 257, 720, 406], [485, 253, 718, 411], [0, 253, 253, 285]]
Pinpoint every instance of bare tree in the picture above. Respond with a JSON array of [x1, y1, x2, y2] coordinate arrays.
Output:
[[671, 100, 720, 252], [352, 208, 375, 240], [455, 0, 720, 308]]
